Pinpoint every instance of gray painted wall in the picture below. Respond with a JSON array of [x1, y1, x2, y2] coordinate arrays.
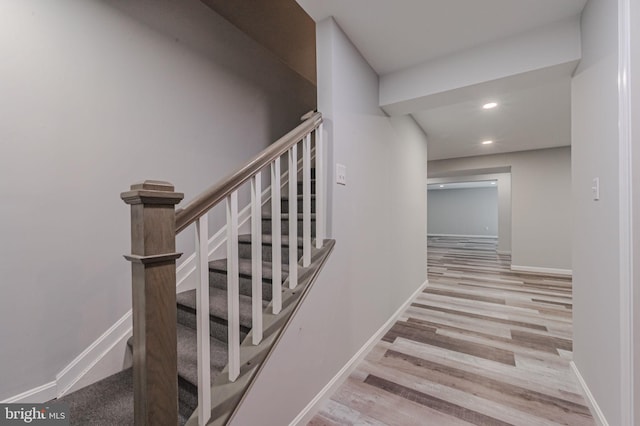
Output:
[[428, 187, 498, 236], [232, 18, 428, 425], [632, 0, 640, 420], [429, 147, 571, 271], [571, 0, 622, 423], [0, 0, 314, 400]]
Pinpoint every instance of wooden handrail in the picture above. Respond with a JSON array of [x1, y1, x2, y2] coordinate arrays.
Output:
[[175, 112, 322, 234]]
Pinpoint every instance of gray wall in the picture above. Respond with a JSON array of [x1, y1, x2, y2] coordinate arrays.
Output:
[[428, 187, 498, 237], [0, 0, 314, 400], [429, 147, 571, 271], [571, 0, 622, 423], [232, 17, 428, 425], [632, 0, 640, 420]]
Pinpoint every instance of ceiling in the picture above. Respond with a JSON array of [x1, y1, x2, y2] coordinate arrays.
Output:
[[414, 78, 572, 160], [297, 0, 587, 160]]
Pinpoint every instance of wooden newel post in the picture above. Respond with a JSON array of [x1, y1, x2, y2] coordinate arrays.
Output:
[[121, 180, 184, 426]]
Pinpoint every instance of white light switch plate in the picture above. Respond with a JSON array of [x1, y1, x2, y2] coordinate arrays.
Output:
[[336, 163, 347, 185], [592, 177, 600, 201]]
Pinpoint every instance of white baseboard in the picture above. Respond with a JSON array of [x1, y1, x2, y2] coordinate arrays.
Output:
[[570, 361, 609, 426], [55, 311, 133, 397], [1, 311, 134, 403], [289, 279, 429, 426], [510, 265, 572, 276], [427, 233, 498, 239], [0, 381, 58, 404]]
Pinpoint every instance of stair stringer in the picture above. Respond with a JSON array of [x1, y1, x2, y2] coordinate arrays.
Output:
[[185, 239, 335, 426]]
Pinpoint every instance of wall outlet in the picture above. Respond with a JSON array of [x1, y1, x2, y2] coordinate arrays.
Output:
[[336, 163, 347, 185]]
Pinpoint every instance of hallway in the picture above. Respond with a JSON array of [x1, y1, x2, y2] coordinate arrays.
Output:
[[308, 236, 594, 425]]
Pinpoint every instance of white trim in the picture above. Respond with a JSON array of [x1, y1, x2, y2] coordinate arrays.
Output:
[[0, 381, 58, 404], [496, 250, 512, 255], [55, 311, 132, 397], [510, 265, 572, 276], [618, 0, 634, 423], [427, 233, 498, 239], [289, 280, 429, 426], [571, 361, 609, 426]]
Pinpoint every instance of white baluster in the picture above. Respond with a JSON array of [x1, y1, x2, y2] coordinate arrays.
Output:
[[288, 145, 298, 289], [271, 158, 282, 314], [315, 123, 324, 248], [226, 192, 240, 382], [251, 173, 263, 345], [195, 216, 211, 425], [303, 133, 311, 267]]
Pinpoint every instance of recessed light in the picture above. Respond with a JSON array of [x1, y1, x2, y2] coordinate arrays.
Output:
[[439, 185, 444, 188], [483, 102, 498, 109], [482, 140, 493, 145]]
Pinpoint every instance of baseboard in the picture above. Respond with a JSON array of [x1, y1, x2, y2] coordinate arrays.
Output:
[[55, 311, 133, 397], [289, 279, 429, 426], [427, 233, 498, 239], [510, 265, 572, 276], [570, 362, 609, 426], [0, 381, 58, 404]]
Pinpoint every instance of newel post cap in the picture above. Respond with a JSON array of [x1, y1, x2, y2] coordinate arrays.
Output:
[[120, 180, 184, 206]]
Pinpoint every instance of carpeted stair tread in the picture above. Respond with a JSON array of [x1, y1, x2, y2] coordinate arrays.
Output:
[[209, 257, 290, 282], [281, 194, 316, 201], [177, 287, 267, 329], [237, 233, 303, 247], [262, 213, 316, 220], [175, 323, 227, 387], [59, 368, 136, 426]]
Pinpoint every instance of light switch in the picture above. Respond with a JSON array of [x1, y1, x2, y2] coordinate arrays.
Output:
[[592, 177, 600, 201], [336, 163, 347, 185]]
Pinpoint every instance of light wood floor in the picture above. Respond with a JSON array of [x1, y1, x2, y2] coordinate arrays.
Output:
[[308, 236, 594, 425]]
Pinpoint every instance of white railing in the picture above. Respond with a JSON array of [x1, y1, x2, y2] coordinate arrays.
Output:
[[176, 114, 324, 425]]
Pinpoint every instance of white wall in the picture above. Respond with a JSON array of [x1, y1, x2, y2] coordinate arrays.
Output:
[[231, 17, 428, 425], [428, 147, 571, 272], [0, 0, 314, 401], [428, 187, 498, 237], [571, 0, 622, 423]]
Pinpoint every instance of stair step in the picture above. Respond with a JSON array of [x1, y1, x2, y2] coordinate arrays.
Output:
[[59, 368, 137, 425], [297, 180, 316, 193], [281, 194, 316, 213], [237, 233, 303, 262], [209, 257, 289, 301], [122, 324, 227, 421], [262, 213, 316, 236], [174, 323, 228, 416], [177, 287, 268, 342]]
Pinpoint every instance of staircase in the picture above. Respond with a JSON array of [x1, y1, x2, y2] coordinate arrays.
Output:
[[56, 113, 334, 425]]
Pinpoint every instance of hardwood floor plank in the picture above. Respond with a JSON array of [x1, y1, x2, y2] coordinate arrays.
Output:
[[364, 375, 513, 426], [332, 377, 475, 426], [309, 237, 594, 426], [381, 349, 593, 425], [411, 302, 548, 331], [384, 321, 515, 365]]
